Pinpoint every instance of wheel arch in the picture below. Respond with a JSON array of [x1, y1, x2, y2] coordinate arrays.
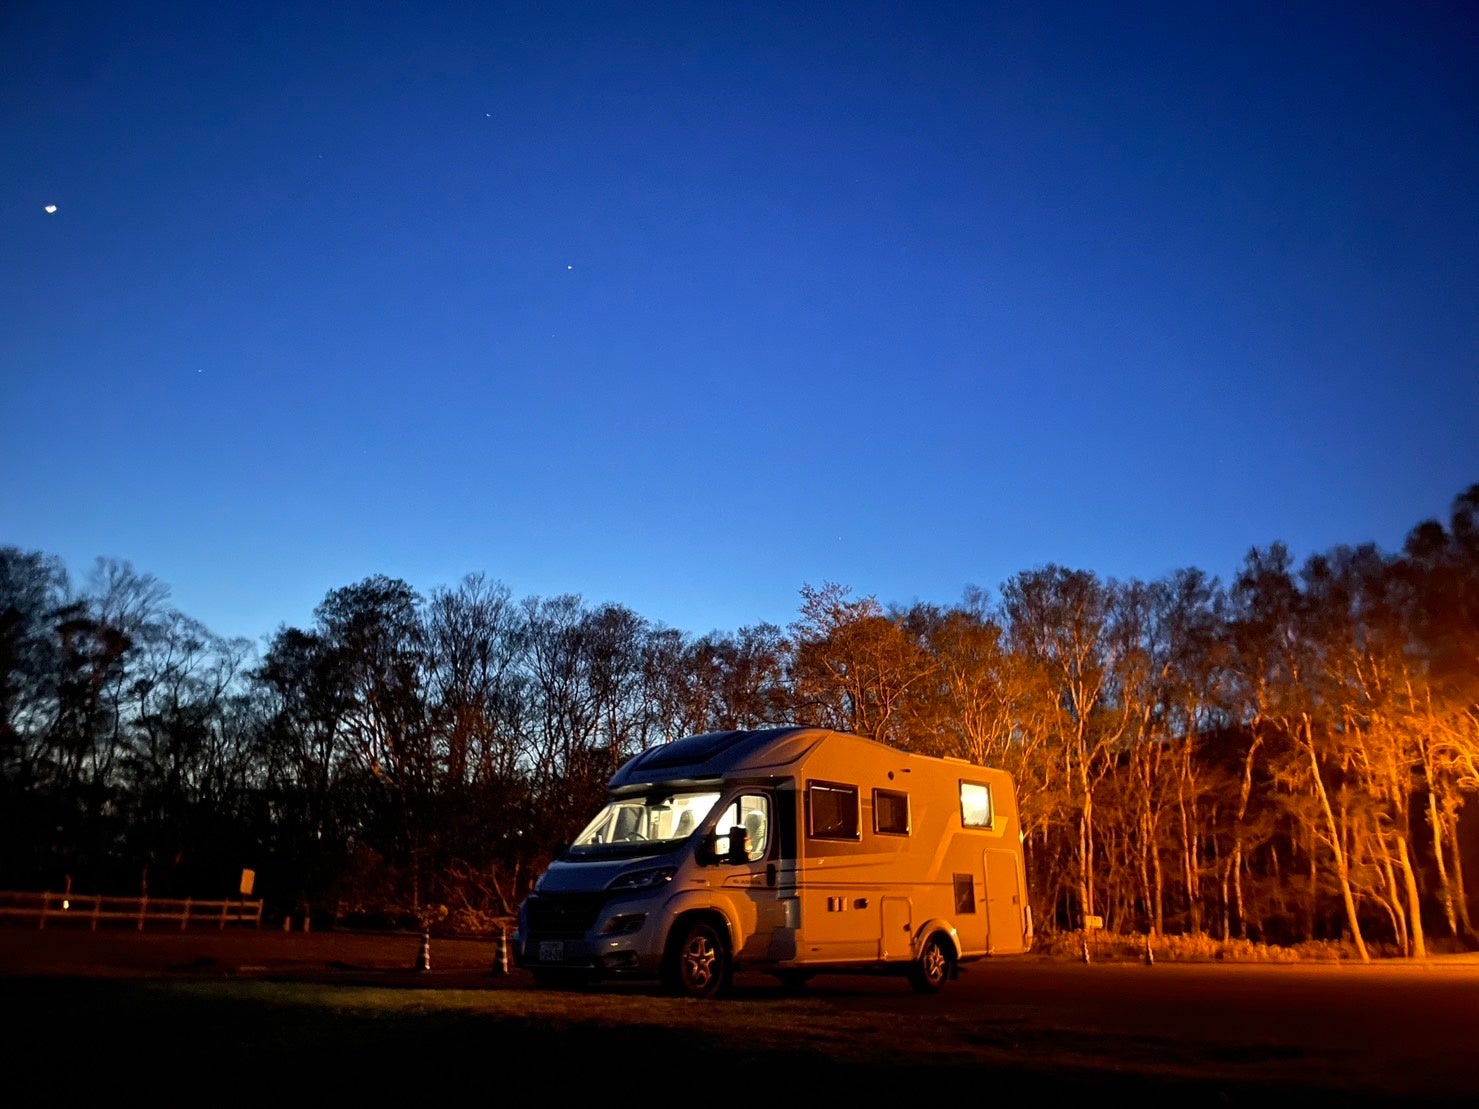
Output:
[[657, 890, 747, 956], [912, 918, 962, 962], [662, 905, 736, 962]]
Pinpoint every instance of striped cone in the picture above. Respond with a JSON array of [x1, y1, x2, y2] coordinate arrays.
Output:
[[490, 926, 509, 976]]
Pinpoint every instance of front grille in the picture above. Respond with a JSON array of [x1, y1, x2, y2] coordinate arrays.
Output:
[[525, 892, 608, 935]]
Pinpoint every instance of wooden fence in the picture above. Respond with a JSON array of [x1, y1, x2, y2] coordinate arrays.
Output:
[[0, 890, 264, 931]]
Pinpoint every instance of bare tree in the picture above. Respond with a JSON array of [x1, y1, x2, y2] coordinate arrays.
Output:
[[789, 582, 935, 747], [1002, 565, 1131, 929], [313, 576, 432, 910], [0, 548, 71, 784]]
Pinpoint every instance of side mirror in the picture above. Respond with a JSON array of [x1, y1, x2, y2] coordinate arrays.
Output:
[[696, 827, 751, 866], [697, 832, 721, 866]]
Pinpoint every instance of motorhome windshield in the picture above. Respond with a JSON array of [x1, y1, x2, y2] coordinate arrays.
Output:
[[569, 789, 722, 854]]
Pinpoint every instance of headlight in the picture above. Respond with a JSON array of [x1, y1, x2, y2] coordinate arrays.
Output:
[[607, 866, 675, 891]]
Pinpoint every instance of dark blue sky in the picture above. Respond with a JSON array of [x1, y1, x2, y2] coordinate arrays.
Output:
[[4, 2, 1475, 643]]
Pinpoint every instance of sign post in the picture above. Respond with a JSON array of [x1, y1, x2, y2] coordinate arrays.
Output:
[[239, 868, 255, 926]]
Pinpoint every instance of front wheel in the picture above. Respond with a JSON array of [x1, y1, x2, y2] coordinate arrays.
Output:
[[908, 933, 954, 994], [662, 919, 732, 999]]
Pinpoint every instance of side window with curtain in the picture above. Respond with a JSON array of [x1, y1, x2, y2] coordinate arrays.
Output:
[[873, 788, 910, 835], [959, 781, 993, 829]]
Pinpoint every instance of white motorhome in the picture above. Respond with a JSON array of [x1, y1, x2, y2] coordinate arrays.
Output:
[[513, 725, 1033, 998]]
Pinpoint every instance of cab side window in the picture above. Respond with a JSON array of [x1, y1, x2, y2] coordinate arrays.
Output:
[[714, 794, 768, 862]]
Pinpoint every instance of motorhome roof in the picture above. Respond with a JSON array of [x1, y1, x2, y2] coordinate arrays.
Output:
[[608, 726, 867, 789]]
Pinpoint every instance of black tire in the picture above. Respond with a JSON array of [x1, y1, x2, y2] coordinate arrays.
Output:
[[662, 919, 732, 999], [908, 933, 953, 994]]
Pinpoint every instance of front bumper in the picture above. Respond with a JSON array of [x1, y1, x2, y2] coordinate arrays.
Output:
[[516, 897, 668, 978]]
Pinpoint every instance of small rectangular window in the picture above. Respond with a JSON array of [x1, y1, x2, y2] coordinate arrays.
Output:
[[954, 873, 977, 914], [807, 781, 860, 840], [960, 781, 993, 829], [873, 788, 910, 835]]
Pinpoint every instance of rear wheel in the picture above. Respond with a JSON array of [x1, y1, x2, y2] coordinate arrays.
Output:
[[908, 933, 953, 994], [662, 919, 732, 999]]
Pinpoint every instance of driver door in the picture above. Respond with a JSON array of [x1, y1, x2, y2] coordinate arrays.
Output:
[[711, 792, 786, 958]]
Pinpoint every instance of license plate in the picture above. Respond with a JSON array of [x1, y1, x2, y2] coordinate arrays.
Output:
[[538, 940, 564, 962]]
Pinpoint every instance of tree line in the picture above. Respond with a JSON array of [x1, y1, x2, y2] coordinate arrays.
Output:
[[2, 484, 1475, 957]]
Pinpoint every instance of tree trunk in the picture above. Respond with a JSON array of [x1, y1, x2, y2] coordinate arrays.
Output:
[[1229, 736, 1262, 940], [1427, 790, 1458, 937], [1300, 714, 1369, 960], [1233, 848, 1248, 940], [1375, 845, 1409, 955], [1324, 793, 1370, 957], [1450, 810, 1474, 937], [1395, 833, 1428, 958], [1078, 808, 1093, 924], [1135, 801, 1154, 933], [1219, 855, 1232, 941], [1177, 780, 1198, 933]]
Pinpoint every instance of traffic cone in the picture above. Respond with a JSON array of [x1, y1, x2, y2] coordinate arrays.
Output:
[[414, 931, 431, 971], [490, 926, 509, 976]]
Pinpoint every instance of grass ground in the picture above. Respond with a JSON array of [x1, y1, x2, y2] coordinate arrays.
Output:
[[4, 923, 1475, 1105]]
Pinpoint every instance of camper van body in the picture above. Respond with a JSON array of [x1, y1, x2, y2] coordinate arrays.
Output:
[[513, 726, 1033, 998]]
